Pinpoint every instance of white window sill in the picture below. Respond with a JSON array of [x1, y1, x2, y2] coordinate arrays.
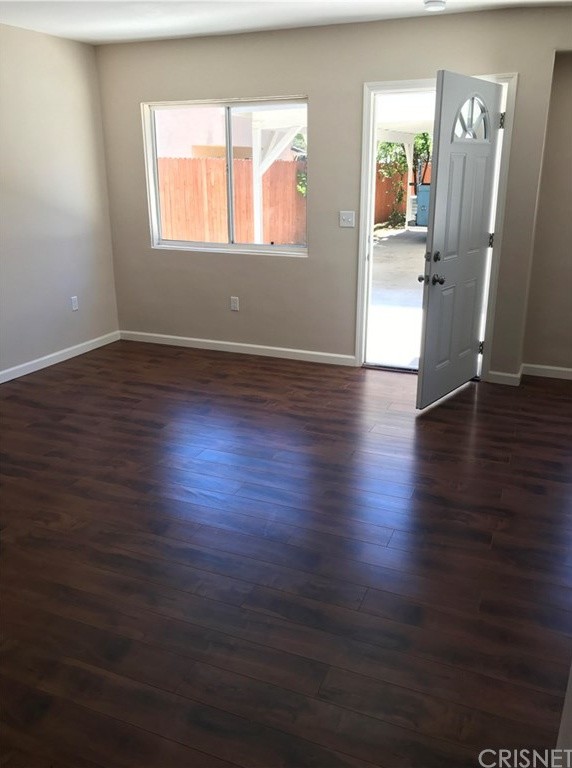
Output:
[[151, 241, 309, 258]]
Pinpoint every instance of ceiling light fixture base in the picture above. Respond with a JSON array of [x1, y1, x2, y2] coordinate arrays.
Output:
[[424, 0, 447, 11]]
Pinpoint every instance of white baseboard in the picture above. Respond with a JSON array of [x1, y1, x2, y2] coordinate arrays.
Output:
[[120, 331, 357, 367], [0, 331, 121, 384], [4, 328, 568, 383], [484, 367, 523, 386], [482, 362, 571, 386], [522, 363, 572, 381]]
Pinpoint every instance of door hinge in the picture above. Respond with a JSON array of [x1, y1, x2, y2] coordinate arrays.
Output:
[[478, 340, 485, 354], [488, 233, 494, 248], [499, 112, 506, 129]]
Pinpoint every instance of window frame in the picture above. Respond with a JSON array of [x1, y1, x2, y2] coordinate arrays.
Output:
[[141, 96, 308, 257]]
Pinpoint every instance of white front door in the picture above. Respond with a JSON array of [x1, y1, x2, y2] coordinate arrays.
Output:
[[416, 71, 502, 409]]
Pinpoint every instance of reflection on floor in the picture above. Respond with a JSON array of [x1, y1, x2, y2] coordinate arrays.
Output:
[[366, 227, 426, 369]]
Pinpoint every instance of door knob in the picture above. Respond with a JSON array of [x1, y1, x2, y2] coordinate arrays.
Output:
[[432, 274, 445, 285], [433, 251, 441, 262], [418, 274, 428, 284]]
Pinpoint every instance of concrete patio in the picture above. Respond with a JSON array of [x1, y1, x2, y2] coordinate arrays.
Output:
[[366, 227, 427, 369]]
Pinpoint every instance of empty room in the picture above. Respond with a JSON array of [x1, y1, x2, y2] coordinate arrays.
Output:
[[1, 1, 571, 766]]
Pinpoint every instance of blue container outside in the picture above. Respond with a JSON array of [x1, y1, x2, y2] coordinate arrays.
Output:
[[416, 184, 430, 227]]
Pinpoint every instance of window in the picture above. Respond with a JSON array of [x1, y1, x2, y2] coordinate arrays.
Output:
[[142, 98, 308, 255], [453, 95, 489, 141]]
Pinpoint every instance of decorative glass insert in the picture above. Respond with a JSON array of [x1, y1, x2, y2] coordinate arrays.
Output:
[[453, 96, 489, 141]]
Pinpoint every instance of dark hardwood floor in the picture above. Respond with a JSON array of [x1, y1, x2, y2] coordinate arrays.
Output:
[[1, 341, 571, 767]]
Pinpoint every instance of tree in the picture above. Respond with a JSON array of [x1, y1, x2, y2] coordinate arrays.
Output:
[[293, 132, 307, 197], [413, 132, 432, 189], [377, 141, 408, 228], [376, 133, 433, 228]]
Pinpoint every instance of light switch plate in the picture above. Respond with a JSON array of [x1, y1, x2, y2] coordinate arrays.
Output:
[[339, 211, 356, 228]]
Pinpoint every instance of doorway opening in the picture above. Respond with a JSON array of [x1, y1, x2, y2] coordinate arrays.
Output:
[[357, 74, 515, 398], [365, 88, 436, 370]]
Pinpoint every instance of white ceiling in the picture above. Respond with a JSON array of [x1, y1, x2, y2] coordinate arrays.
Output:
[[376, 91, 437, 139], [0, 0, 570, 45]]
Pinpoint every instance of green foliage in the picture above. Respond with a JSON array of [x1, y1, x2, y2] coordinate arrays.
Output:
[[293, 132, 307, 154], [414, 132, 432, 165], [376, 142, 408, 175], [377, 141, 407, 228], [413, 132, 432, 187], [385, 208, 406, 229], [294, 133, 308, 196], [376, 133, 433, 227]]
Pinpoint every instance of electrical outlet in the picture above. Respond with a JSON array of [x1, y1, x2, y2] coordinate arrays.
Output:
[[71, 296, 79, 311], [339, 211, 356, 228], [230, 296, 239, 311]]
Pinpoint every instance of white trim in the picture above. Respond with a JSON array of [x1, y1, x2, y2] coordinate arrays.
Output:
[[355, 83, 375, 366], [356, 78, 436, 366], [484, 367, 522, 386], [141, 102, 161, 246], [479, 73, 518, 381], [361, 78, 437, 95], [142, 96, 308, 110], [120, 331, 357, 367], [0, 332, 120, 384], [2, 329, 566, 386], [150, 242, 308, 258], [141, 96, 308, 253], [522, 364, 572, 381]]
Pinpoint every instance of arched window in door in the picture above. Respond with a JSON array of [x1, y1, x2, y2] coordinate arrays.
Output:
[[453, 95, 489, 141]]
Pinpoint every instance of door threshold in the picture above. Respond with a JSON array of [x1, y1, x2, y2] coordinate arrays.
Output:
[[363, 364, 418, 374]]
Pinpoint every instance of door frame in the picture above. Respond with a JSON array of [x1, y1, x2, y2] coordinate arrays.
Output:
[[355, 73, 518, 383]]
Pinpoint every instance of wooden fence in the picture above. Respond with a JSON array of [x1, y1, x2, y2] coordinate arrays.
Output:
[[157, 157, 307, 244], [374, 162, 432, 225], [374, 167, 408, 225]]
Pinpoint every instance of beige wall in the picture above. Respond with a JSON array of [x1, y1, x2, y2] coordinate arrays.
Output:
[[2, 13, 567, 376], [95, 8, 571, 375], [524, 52, 572, 370], [0, 24, 118, 372]]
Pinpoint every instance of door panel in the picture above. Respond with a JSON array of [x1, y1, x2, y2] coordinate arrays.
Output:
[[443, 154, 465, 259], [469, 157, 488, 247], [458, 279, 477, 356], [416, 71, 502, 409], [437, 287, 455, 367]]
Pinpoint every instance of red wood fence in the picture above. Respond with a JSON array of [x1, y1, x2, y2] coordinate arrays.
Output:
[[374, 167, 408, 225], [157, 158, 307, 245], [374, 162, 432, 225]]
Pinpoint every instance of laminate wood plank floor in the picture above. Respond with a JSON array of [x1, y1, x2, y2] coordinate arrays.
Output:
[[1, 341, 571, 767]]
